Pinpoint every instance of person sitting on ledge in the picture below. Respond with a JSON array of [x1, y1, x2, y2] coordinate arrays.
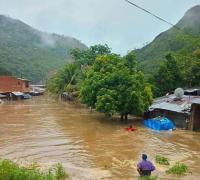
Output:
[[137, 154, 155, 177]]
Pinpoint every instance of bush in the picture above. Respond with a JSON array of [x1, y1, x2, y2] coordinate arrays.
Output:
[[54, 163, 68, 179], [0, 159, 68, 180], [155, 155, 170, 165], [166, 162, 188, 175]]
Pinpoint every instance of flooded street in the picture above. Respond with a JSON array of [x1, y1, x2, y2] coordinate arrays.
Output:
[[0, 96, 200, 180]]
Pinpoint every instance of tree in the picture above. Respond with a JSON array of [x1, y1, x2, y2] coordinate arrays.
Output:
[[47, 63, 77, 94], [80, 54, 153, 119], [152, 52, 200, 97], [70, 44, 111, 66], [0, 66, 11, 75], [47, 44, 111, 95], [152, 53, 183, 96], [176, 53, 200, 88]]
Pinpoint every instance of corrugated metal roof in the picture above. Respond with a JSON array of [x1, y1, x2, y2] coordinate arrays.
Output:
[[149, 102, 186, 113], [192, 99, 200, 105], [12, 92, 24, 96], [149, 89, 200, 114], [0, 94, 6, 98]]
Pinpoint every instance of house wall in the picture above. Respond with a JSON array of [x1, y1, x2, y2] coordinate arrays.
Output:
[[149, 109, 188, 128], [0, 76, 30, 93], [190, 104, 200, 131]]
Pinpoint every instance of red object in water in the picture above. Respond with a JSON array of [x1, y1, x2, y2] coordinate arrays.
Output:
[[125, 127, 137, 131]]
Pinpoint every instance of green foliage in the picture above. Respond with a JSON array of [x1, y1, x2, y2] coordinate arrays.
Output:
[[151, 54, 183, 96], [0, 159, 68, 180], [47, 63, 78, 94], [0, 15, 87, 83], [155, 155, 170, 165], [151, 53, 200, 97], [80, 53, 153, 118], [48, 45, 153, 118], [138, 176, 158, 180], [54, 163, 68, 180], [70, 44, 111, 66], [166, 162, 188, 175], [47, 44, 111, 95], [0, 66, 11, 75]]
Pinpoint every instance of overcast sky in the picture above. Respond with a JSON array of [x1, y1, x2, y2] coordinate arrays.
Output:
[[0, 0, 199, 54]]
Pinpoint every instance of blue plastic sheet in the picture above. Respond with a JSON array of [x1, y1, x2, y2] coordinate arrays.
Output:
[[144, 117, 175, 131]]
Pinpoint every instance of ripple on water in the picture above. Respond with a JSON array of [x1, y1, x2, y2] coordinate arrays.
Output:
[[1, 97, 200, 179]]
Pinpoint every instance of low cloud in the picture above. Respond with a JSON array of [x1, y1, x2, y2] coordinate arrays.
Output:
[[0, 0, 199, 54], [39, 33, 56, 48]]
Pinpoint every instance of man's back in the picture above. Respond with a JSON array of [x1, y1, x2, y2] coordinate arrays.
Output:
[[137, 154, 155, 177], [137, 160, 155, 171]]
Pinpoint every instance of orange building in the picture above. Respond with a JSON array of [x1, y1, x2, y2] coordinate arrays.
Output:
[[0, 76, 31, 93]]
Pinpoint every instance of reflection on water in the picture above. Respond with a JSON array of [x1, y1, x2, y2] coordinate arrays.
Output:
[[0, 96, 200, 179]]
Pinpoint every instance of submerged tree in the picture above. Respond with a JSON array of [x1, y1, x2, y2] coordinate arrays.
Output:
[[80, 53, 153, 119]]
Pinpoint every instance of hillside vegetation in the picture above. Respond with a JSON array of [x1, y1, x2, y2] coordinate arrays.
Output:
[[0, 15, 87, 83], [135, 5, 200, 73]]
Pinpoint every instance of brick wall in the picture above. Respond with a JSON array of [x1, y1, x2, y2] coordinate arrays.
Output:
[[0, 76, 31, 93]]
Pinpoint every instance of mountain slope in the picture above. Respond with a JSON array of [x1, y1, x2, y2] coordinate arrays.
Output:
[[0, 15, 87, 82], [135, 5, 200, 73]]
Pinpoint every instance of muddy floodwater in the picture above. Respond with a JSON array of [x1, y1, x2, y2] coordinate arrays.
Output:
[[0, 96, 200, 180]]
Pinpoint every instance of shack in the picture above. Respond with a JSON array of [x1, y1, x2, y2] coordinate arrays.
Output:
[[147, 89, 200, 130], [29, 85, 45, 96]]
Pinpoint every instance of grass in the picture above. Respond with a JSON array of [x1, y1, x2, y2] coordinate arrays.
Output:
[[54, 163, 67, 180], [0, 159, 68, 180], [155, 155, 170, 165], [138, 176, 158, 180], [166, 162, 188, 175]]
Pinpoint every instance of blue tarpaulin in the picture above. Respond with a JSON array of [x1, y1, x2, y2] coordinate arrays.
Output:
[[144, 117, 175, 131]]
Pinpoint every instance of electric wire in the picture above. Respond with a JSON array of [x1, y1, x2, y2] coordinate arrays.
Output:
[[124, 0, 197, 37]]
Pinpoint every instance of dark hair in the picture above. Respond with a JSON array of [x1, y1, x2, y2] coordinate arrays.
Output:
[[142, 154, 147, 160]]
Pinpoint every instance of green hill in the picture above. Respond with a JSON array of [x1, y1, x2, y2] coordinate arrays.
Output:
[[135, 5, 200, 73], [0, 15, 87, 83]]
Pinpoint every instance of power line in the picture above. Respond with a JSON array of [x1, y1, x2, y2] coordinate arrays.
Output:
[[124, 0, 182, 31]]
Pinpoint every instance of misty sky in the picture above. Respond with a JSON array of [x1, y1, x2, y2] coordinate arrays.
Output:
[[0, 0, 199, 54]]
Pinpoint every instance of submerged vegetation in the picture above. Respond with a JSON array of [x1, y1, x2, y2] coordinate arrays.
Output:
[[0, 159, 68, 180], [166, 162, 188, 175], [155, 155, 170, 165], [47, 44, 153, 119], [47, 6, 200, 118]]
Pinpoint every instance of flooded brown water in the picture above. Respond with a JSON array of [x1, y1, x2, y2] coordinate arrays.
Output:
[[0, 96, 200, 180]]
